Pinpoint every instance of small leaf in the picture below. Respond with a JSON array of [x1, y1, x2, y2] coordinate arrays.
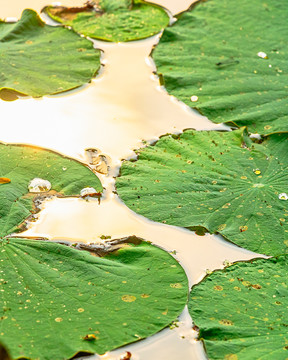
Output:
[[116, 129, 288, 256], [0, 237, 188, 359], [189, 255, 288, 360], [44, 0, 170, 42], [0, 9, 100, 97], [0, 143, 102, 237]]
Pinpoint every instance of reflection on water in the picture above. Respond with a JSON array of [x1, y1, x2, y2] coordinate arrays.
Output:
[[1, 0, 262, 359], [1, 0, 196, 18]]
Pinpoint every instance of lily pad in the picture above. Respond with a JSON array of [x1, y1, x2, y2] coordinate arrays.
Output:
[[0, 237, 188, 359], [44, 0, 170, 42], [189, 255, 288, 360], [153, 0, 288, 135], [116, 128, 288, 256], [0, 9, 100, 97], [0, 143, 102, 238]]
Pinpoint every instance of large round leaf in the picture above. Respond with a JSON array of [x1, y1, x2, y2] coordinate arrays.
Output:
[[44, 0, 170, 42], [0, 237, 188, 359], [0, 9, 100, 97], [153, 0, 288, 135], [116, 128, 288, 256], [189, 255, 288, 360], [0, 143, 102, 238]]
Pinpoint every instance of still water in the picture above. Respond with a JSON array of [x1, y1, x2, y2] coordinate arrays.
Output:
[[0, 1, 262, 359]]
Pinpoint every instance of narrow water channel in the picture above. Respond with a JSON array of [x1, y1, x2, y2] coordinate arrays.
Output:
[[1, 1, 264, 359]]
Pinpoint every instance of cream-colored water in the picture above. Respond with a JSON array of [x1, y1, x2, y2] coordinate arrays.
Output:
[[1, 1, 263, 360]]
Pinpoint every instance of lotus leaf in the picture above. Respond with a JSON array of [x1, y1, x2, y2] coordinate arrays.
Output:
[[189, 255, 288, 360], [0, 143, 102, 238], [0, 237, 188, 359], [44, 0, 170, 42], [116, 128, 288, 255], [0, 9, 100, 97], [153, 0, 288, 135]]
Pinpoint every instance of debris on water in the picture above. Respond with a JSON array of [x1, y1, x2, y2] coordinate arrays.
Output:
[[190, 95, 198, 102], [80, 187, 101, 198], [120, 351, 132, 360], [253, 168, 261, 175], [85, 148, 110, 175], [0, 177, 11, 184], [28, 178, 51, 193], [278, 193, 288, 201], [257, 51, 268, 59], [100, 235, 111, 240]]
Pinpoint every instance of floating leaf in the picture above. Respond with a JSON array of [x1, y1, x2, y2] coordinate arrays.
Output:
[[189, 255, 288, 360], [153, 0, 288, 135], [0, 237, 188, 359], [116, 128, 288, 255], [0, 143, 102, 237], [0, 9, 100, 97], [44, 0, 170, 42]]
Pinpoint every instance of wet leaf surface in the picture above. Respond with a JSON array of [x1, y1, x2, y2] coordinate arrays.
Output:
[[0, 237, 188, 360], [44, 0, 169, 42], [153, 0, 288, 135], [116, 128, 288, 255], [189, 255, 288, 360], [0, 143, 102, 238], [0, 9, 100, 97]]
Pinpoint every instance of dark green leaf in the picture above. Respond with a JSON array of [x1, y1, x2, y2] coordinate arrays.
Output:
[[189, 255, 288, 360], [0, 9, 100, 97], [0, 237, 188, 359], [153, 0, 288, 135], [116, 128, 288, 255], [44, 0, 170, 42]]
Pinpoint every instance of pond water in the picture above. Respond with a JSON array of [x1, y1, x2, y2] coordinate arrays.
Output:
[[1, 1, 263, 359]]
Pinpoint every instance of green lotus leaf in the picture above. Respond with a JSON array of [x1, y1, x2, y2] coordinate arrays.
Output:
[[153, 0, 288, 135], [44, 0, 170, 42], [0, 9, 100, 97], [0, 143, 102, 238], [0, 237, 188, 359], [116, 128, 288, 256], [189, 255, 288, 360]]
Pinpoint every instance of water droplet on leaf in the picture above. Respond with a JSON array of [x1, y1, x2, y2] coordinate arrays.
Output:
[[28, 178, 51, 193], [253, 169, 261, 175], [278, 193, 288, 201], [80, 187, 100, 198], [257, 51, 268, 59]]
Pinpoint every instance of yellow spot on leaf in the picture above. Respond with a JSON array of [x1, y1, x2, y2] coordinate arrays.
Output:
[[170, 283, 182, 289], [225, 355, 238, 360], [214, 285, 223, 291], [141, 294, 150, 298], [55, 318, 63, 322], [218, 224, 226, 231], [239, 225, 248, 232], [122, 295, 136, 302], [78, 308, 85, 313], [219, 319, 234, 326]]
